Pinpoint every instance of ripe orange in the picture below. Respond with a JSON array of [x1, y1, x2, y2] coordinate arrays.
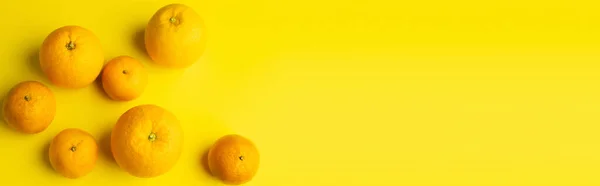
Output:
[[101, 56, 148, 101], [40, 25, 104, 88], [49, 128, 98, 179], [111, 105, 183, 178], [145, 4, 207, 68], [208, 134, 260, 185], [2, 81, 56, 134]]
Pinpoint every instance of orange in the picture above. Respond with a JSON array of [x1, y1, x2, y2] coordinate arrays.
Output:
[[2, 81, 56, 134], [39, 25, 104, 88], [111, 105, 183, 178], [101, 56, 148, 101], [49, 128, 98, 179], [208, 134, 260, 185], [145, 4, 207, 68]]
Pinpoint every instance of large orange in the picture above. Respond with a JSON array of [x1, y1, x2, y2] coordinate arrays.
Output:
[[145, 4, 207, 68], [40, 25, 104, 88], [111, 105, 183, 178], [208, 134, 260, 185], [101, 56, 148, 101], [2, 81, 56, 134], [49, 128, 98, 179]]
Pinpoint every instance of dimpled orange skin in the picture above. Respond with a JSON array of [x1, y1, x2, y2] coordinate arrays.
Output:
[[40, 25, 104, 88], [145, 4, 206, 68], [101, 56, 148, 101], [208, 134, 260, 185], [2, 81, 56, 134], [49, 128, 98, 179], [111, 105, 183, 178]]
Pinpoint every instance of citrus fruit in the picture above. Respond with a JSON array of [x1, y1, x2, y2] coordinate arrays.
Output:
[[2, 81, 56, 134], [40, 25, 104, 88], [145, 4, 206, 68], [49, 128, 98, 179], [101, 56, 148, 101], [208, 134, 260, 185], [111, 105, 183, 178]]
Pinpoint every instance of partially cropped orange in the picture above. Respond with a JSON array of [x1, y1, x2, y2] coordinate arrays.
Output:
[[145, 4, 207, 68], [2, 81, 55, 134], [111, 105, 183, 178], [208, 134, 260, 185], [49, 128, 98, 179], [101, 56, 148, 101], [40, 25, 104, 88]]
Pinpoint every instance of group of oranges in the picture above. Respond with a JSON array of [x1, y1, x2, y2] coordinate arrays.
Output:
[[2, 3, 259, 185]]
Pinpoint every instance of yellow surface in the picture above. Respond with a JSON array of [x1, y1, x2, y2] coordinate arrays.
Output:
[[1, 0, 600, 185]]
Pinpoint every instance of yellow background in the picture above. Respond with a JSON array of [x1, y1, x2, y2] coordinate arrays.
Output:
[[1, 0, 600, 185]]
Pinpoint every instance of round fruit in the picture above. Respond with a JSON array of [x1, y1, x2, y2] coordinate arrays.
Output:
[[49, 128, 98, 179], [111, 105, 183, 178], [40, 25, 104, 88], [208, 134, 260, 185], [145, 4, 207, 68], [101, 56, 148, 101], [2, 81, 56, 134]]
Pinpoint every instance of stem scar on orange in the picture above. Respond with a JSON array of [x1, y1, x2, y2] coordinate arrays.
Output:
[[111, 105, 183, 178], [39, 25, 104, 88], [2, 81, 56, 134], [145, 4, 207, 68], [208, 134, 260, 185], [49, 128, 98, 179]]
